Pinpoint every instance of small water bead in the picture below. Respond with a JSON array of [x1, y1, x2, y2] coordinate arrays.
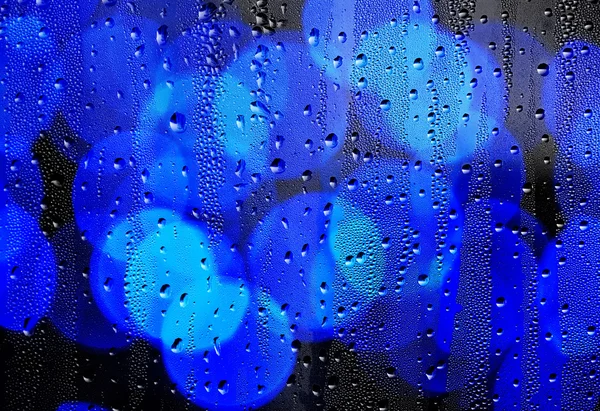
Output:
[[103, 277, 113, 292], [562, 48, 575, 59], [198, 2, 217, 21], [537, 63, 549, 76], [355, 54, 368, 68], [113, 158, 126, 170], [54, 78, 66, 90], [179, 293, 189, 308], [156, 25, 168, 45], [325, 133, 338, 148], [160, 284, 171, 299], [250, 101, 270, 116], [169, 112, 186, 132], [308, 28, 319, 46], [171, 338, 183, 353], [131, 27, 141, 40], [38, 27, 49, 38], [535, 109, 545, 120], [270, 158, 286, 174]]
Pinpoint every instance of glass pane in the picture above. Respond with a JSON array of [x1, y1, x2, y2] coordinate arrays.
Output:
[[0, 0, 598, 409]]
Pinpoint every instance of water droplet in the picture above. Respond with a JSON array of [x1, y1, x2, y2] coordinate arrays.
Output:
[[308, 28, 320, 46], [355, 54, 368, 68], [170, 112, 186, 132], [270, 158, 286, 174]]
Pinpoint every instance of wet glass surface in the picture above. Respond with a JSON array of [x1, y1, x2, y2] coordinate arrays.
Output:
[[1, 0, 600, 409]]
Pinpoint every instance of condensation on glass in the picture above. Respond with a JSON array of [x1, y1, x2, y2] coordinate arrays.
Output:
[[0, 0, 599, 410]]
